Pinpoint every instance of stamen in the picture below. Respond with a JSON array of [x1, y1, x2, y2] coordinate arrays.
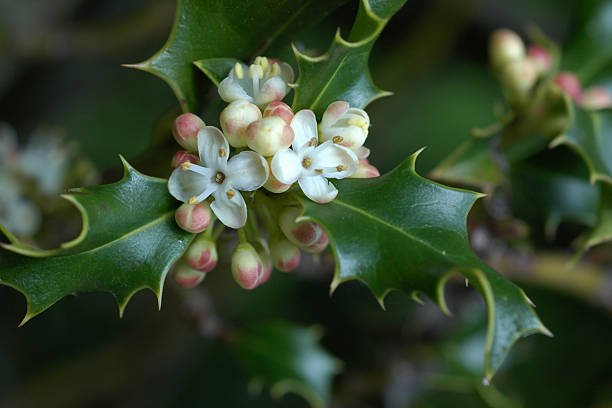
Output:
[[348, 117, 368, 130], [302, 158, 312, 169], [315, 169, 323, 174], [188, 196, 198, 205], [308, 137, 317, 147], [234, 63, 244, 79], [270, 62, 280, 77], [218, 148, 227, 158], [226, 189, 236, 199], [215, 172, 226, 184], [180, 161, 192, 171], [336, 165, 346, 172], [249, 64, 263, 98], [332, 136, 343, 144]]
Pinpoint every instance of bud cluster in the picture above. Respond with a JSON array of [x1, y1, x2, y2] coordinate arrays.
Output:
[[167, 55, 380, 290]]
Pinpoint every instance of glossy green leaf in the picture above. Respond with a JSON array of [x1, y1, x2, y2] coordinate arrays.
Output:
[[552, 107, 612, 185], [0, 159, 193, 324], [194, 58, 240, 86], [131, 0, 347, 112], [291, 0, 407, 115], [579, 183, 612, 252], [301, 152, 550, 380], [234, 320, 342, 408]]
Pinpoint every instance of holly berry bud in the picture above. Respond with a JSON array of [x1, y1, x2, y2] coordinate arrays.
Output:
[[171, 150, 199, 168], [554, 72, 582, 101], [270, 238, 301, 272], [231, 243, 265, 290], [173, 113, 205, 152], [185, 236, 218, 272], [279, 207, 327, 252], [172, 261, 206, 288], [351, 159, 380, 178], [263, 101, 294, 124], [220, 99, 262, 147], [175, 202, 212, 234], [489, 29, 525, 69], [246, 116, 294, 156]]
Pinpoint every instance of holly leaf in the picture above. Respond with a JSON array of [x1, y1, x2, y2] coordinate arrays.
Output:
[[194, 58, 240, 86], [0, 158, 193, 324], [301, 152, 550, 380], [552, 106, 612, 185], [578, 183, 612, 253], [233, 320, 342, 408], [129, 0, 348, 112], [291, 0, 407, 115]]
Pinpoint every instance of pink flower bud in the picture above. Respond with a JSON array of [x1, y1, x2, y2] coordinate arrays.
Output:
[[279, 207, 325, 249], [173, 113, 205, 151], [351, 159, 380, 178], [172, 261, 206, 288], [231, 243, 265, 290], [263, 101, 294, 124], [264, 157, 292, 193], [580, 87, 612, 110], [185, 237, 218, 272], [305, 230, 329, 254], [489, 29, 525, 69], [220, 100, 262, 147], [527, 45, 552, 75], [246, 116, 294, 156], [175, 202, 212, 233], [270, 238, 301, 272], [554, 72, 582, 102], [171, 150, 200, 168]]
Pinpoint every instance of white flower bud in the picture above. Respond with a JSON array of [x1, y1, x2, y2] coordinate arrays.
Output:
[[231, 243, 265, 290], [173, 113, 205, 151], [279, 207, 328, 253], [174, 202, 212, 234], [185, 236, 218, 272], [263, 101, 294, 124], [319, 101, 370, 150], [247, 116, 294, 156], [489, 29, 525, 69], [554, 72, 582, 101], [270, 238, 301, 272], [220, 100, 262, 147], [172, 261, 206, 288]]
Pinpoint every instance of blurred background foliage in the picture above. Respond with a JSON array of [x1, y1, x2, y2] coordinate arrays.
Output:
[[0, 0, 610, 407]]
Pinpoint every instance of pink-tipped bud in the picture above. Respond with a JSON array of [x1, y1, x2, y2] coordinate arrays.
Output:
[[173, 113, 205, 151], [263, 101, 294, 124], [252, 238, 273, 285], [220, 100, 262, 147], [270, 238, 301, 272], [489, 29, 525, 69], [580, 87, 612, 110], [305, 230, 329, 254], [351, 159, 380, 178], [500, 58, 538, 102], [527, 45, 552, 75], [185, 237, 218, 272], [264, 157, 292, 193], [175, 202, 212, 233], [172, 261, 206, 288], [246, 116, 294, 156], [171, 150, 200, 168], [554, 72, 582, 102], [279, 207, 325, 249], [231, 243, 265, 290]]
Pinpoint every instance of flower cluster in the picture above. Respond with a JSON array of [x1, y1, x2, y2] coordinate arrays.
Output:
[[167, 56, 379, 289]]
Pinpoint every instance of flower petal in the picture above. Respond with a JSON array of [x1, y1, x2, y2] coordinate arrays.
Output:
[[211, 187, 247, 229], [298, 175, 338, 204], [255, 76, 288, 106], [271, 149, 301, 184], [168, 166, 215, 202], [227, 151, 269, 191], [218, 76, 253, 103], [290, 109, 318, 151], [197, 126, 230, 170], [311, 141, 358, 179], [279, 62, 295, 83], [320, 101, 349, 128]]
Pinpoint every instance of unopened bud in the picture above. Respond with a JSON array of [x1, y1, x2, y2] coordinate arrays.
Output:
[[305, 230, 329, 254], [231, 243, 265, 290], [263, 101, 294, 124], [279, 207, 325, 249], [500, 58, 537, 103], [175, 202, 212, 233], [351, 159, 380, 178], [172, 261, 206, 288], [185, 236, 218, 272], [580, 87, 612, 110], [554, 72, 582, 102], [171, 150, 199, 168], [271, 238, 301, 272], [264, 157, 292, 193], [173, 113, 205, 151], [489, 29, 525, 69], [319, 101, 370, 150], [252, 238, 273, 285], [247, 116, 294, 156], [527, 45, 552, 75], [220, 100, 262, 147]]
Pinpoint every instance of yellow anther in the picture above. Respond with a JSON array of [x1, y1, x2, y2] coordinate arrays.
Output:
[[332, 136, 343, 144], [336, 165, 346, 172], [234, 63, 244, 79], [180, 161, 192, 171], [218, 148, 227, 158], [226, 189, 236, 199], [259, 56, 269, 71], [215, 172, 226, 184], [308, 137, 317, 147], [315, 169, 323, 174], [302, 158, 312, 169], [248, 64, 264, 79], [347, 117, 368, 130], [270, 63, 281, 77], [188, 196, 198, 205]]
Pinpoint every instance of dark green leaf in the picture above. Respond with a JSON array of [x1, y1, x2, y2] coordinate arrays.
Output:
[[131, 0, 348, 112], [194, 58, 240, 86], [292, 0, 407, 115], [233, 320, 341, 408], [301, 152, 550, 380], [578, 183, 612, 252], [0, 158, 193, 323]]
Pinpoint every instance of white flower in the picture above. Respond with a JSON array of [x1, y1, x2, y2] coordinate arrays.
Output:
[[271, 110, 358, 204], [168, 126, 269, 229], [218, 57, 294, 107], [319, 101, 370, 154]]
